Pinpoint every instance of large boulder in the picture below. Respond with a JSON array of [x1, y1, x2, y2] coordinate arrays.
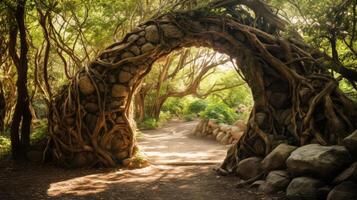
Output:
[[327, 181, 357, 200], [286, 144, 352, 179], [286, 177, 325, 200], [261, 143, 297, 171], [236, 157, 263, 180], [259, 170, 291, 194], [343, 130, 357, 157], [333, 162, 357, 184]]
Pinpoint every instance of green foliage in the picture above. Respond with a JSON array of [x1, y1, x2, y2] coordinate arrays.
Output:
[[200, 103, 238, 124], [187, 100, 207, 114], [158, 111, 172, 124], [138, 118, 158, 130], [162, 97, 187, 117], [183, 113, 196, 121], [31, 119, 48, 144], [0, 135, 10, 159]]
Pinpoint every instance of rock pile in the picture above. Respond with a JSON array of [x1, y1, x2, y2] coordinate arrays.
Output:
[[192, 119, 247, 145], [237, 130, 357, 200]]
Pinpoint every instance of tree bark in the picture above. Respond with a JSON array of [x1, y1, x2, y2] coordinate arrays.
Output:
[[8, 0, 32, 159]]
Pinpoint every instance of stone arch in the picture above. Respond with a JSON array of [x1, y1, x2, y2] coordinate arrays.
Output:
[[47, 0, 357, 168]]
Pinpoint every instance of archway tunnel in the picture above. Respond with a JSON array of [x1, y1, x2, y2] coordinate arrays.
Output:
[[46, 0, 357, 169]]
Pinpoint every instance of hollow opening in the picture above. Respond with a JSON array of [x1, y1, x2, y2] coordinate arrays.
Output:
[[131, 46, 253, 165]]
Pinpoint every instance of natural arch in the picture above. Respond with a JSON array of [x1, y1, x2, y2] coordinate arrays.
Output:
[[46, 0, 357, 168]]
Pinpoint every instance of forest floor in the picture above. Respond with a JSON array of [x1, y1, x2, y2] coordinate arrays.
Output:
[[0, 120, 285, 200]]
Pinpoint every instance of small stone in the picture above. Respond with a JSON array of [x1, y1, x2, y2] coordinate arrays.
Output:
[[136, 37, 146, 45], [129, 45, 141, 55], [138, 31, 145, 36], [112, 85, 128, 98], [109, 100, 124, 109], [216, 132, 225, 142], [327, 181, 357, 200], [161, 24, 183, 38], [261, 143, 297, 171], [127, 34, 139, 42], [121, 51, 134, 59], [286, 144, 352, 180], [221, 134, 230, 144], [343, 130, 357, 156], [145, 25, 159, 43], [118, 71, 132, 83], [236, 157, 263, 180], [230, 127, 243, 141], [85, 102, 99, 113], [141, 43, 155, 53], [78, 75, 95, 95], [259, 170, 291, 194], [286, 177, 325, 200]]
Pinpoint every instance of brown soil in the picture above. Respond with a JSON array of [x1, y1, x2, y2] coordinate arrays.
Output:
[[0, 121, 286, 200]]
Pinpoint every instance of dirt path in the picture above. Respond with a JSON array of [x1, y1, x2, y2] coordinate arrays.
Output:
[[0, 121, 285, 200], [138, 120, 228, 165]]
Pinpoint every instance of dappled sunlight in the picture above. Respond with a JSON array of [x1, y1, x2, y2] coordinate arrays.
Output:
[[47, 165, 208, 197], [138, 121, 228, 165]]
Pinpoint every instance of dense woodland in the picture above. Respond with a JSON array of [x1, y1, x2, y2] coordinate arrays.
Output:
[[0, 0, 356, 166]]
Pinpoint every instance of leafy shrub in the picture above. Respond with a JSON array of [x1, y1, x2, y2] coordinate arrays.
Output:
[[187, 100, 207, 114], [138, 118, 158, 130], [200, 103, 238, 124], [162, 98, 186, 117], [31, 119, 48, 144], [0, 135, 11, 159], [159, 111, 172, 124], [183, 113, 196, 121]]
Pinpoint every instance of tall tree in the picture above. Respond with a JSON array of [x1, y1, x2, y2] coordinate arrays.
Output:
[[8, 0, 32, 158]]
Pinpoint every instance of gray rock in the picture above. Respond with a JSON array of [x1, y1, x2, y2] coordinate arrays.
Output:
[[112, 85, 128, 98], [129, 45, 141, 55], [286, 177, 325, 200], [127, 34, 139, 42], [343, 130, 357, 156], [262, 143, 297, 171], [145, 25, 159, 43], [161, 24, 183, 38], [136, 37, 146, 45], [141, 43, 155, 53], [118, 71, 132, 83], [237, 157, 263, 180], [78, 75, 95, 95], [333, 162, 357, 184], [286, 144, 352, 179], [327, 181, 357, 200], [259, 170, 291, 194]]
